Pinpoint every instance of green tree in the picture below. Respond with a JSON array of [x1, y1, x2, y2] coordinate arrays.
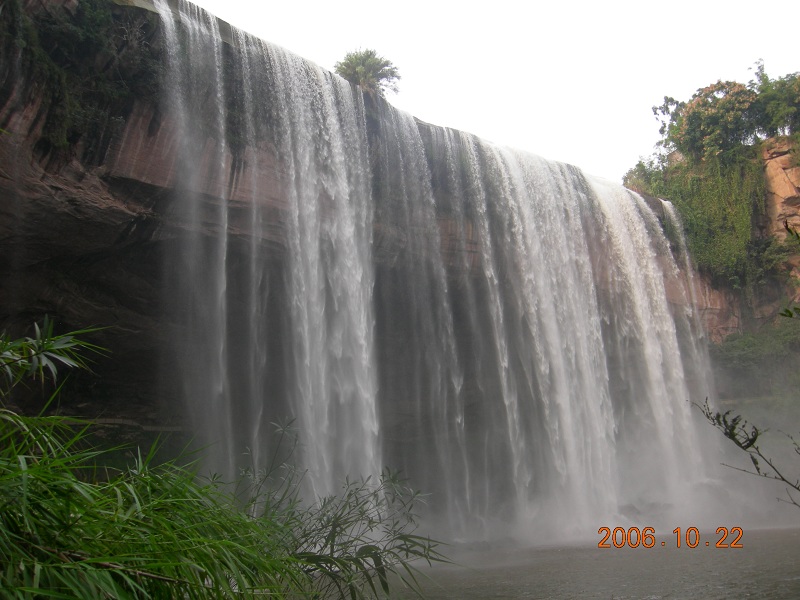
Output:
[[666, 81, 758, 163], [334, 49, 400, 98], [650, 64, 800, 166], [749, 61, 800, 138]]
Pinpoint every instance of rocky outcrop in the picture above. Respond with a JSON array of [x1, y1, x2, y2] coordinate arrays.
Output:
[[663, 139, 800, 340], [762, 139, 800, 307], [692, 276, 741, 343], [658, 264, 741, 343], [0, 92, 176, 424], [764, 138, 800, 240], [0, 0, 170, 421]]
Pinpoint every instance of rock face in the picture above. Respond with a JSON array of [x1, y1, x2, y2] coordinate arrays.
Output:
[[0, 0, 785, 425], [762, 139, 800, 306], [692, 276, 741, 343], [764, 138, 800, 240], [0, 0, 173, 422], [0, 93, 177, 424], [685, 139, 800, 342]]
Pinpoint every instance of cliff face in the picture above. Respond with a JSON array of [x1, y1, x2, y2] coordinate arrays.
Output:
[[704, 138, 800, 339], [685, 141, 800, 343], [764, 139, 800, 312], [0, 0, 471, 424], [0, 0, 171, 420], [764, 138, 800, 240], [0, 89, 176, 423], [0, 0, 757, 422]]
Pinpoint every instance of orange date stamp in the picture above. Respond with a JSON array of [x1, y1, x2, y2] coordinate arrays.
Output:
[[598, 526, 743, 548]]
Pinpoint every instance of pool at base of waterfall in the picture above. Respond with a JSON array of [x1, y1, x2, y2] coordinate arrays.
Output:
[[398, 528, 800, 599]]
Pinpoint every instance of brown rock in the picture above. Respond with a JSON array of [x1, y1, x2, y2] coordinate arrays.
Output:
[[691, 275, 741, 343], [787, 167, 800, 189], [763, 139, 800, 242]]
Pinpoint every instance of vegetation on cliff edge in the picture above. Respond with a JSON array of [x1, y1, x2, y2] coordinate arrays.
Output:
[[334, 49, 400, 99], [624, 63, 800, 291], [0, 0, 163, 163]]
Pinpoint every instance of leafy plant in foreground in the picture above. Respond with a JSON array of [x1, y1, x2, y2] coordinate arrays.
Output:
[[1, 410, 301, 598], [248, 462, 445, 599], [0, 321, 445, 598], [0, 316, 103, 396]]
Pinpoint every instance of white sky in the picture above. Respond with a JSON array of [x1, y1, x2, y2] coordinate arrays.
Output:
[[188, 0, 798, 183]]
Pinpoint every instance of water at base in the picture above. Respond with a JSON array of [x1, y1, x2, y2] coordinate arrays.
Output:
[[399, 528, 800, 599]]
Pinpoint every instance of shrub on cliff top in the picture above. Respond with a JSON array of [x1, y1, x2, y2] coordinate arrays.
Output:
[[334, 49, 400, 98]]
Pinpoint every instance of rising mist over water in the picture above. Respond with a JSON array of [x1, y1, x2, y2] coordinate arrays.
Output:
[[150, 0, 762, 542]]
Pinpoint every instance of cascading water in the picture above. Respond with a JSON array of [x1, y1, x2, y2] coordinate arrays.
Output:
[[154, 0, 716, 540], [155, 0, 379, 495]]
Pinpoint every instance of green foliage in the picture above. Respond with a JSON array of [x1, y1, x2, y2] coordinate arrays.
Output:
[[655, 81, 758, 163], [625, 64, 800, 288], [652, 63, 800, 164], [749, 61, 800, 139], [0, 317, 103, 395], [0, 410, 294, 598], [0, 416, 443, 598], [1, 0, 162, 160], [747, 230, 800, 287], [0, 323, 446, 598], [625, 154, 766, 287], [334, 49, 400, 98], [710, 317, 800, 373]]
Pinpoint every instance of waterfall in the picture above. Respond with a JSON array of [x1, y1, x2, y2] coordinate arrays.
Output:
[[154, 0, 715, 539], [156, 0, 379, 495]]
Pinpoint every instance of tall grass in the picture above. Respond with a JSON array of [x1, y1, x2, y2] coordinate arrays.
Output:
[[0, 322, 445, 598], [1, 410, 297, 598]]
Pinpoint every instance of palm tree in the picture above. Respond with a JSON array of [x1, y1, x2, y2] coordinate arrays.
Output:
[[334, 49, 400, 98]]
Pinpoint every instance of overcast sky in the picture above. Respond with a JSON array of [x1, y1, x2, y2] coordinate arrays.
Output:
[[187, 0, 798, 183]]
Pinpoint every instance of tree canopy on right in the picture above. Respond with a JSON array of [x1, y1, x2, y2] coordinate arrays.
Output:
[[651, 61, 799, 164], [624, 63, 800, 288]]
